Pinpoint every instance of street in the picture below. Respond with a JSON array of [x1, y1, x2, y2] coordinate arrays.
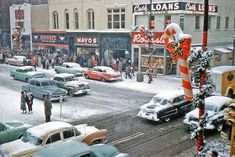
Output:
[[0, 64, 220, 157]]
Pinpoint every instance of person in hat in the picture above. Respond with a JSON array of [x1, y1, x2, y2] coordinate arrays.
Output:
[[20, 91, 27, 114], [43, 94, 52, 122], [25, 90, 34, 114]]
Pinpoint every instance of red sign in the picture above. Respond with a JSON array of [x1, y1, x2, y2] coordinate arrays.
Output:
[[131, 32, 164, 45]]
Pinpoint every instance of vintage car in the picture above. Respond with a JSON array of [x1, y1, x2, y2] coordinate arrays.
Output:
[[84, 66, 122, 82], [22, 78, 67, 101], [183, 96, 232, 131], [0, 121, 107, 157], [137, 90, 192, 122], [33, 140, 128, 157], [0, 121, 32, 145], [53, 73, 90, 96], [54, 62, 87, 76], [10, 66, 45, 82], [6, 56, 28, 66]]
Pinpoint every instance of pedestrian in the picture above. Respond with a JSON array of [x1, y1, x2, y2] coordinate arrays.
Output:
[[44, 94, 52, 122], [153, 62, 158, 78], [148, 68, 153, 84], [20, 91, 27, 114], [125, 64, 132, 79], [25, 91, 34, 114], [130, 63, 135, 76], [118, 60, 123, 73]]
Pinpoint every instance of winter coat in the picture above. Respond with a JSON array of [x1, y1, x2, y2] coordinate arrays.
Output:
[[25, 93, 34, 105], [118, 61, 123, 72], [44, 96, 52, 116], [20, 93, 26, 110]]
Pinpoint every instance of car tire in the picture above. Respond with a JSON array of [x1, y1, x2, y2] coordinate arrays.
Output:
[[216, 124, 223, 132], [12, 75, 16, 80], [25, 78, 30, 83], [85, 74, 89, 79], [164, 117, 171, 122], [68, 89, 74, 97], [55, 69, 59, 74]]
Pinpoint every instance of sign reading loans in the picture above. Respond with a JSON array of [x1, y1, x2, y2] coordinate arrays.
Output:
[[133, 2, 218, 14]]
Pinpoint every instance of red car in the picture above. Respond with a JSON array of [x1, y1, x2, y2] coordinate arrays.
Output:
[[84, 66, 122, 81]]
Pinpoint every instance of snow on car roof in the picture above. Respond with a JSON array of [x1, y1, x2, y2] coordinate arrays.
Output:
[[63, 62, 80, 66], [154, 90, 184, 101], [17, 66, 34, 70], [205, 96, 232, 108], [54, 73, 75, 78], [27, 121, 73, 139], [94, 66, 112, 70], [14, 56, 26, 58], [211, 66, 235, 74]]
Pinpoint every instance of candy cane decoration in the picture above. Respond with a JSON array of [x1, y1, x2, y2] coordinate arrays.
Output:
[[163, 23, 193, 100]]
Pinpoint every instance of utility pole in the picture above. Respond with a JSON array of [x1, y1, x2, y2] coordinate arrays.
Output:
[[196, 0, 208, 152]]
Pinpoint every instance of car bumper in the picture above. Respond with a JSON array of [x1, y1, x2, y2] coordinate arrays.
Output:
[[137, 110, 160, 121], [50, 95, 67, 101], [109, 77, 122, 81], [74, 89, 90, 95]]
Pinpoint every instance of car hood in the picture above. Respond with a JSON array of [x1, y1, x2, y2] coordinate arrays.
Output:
[[186, 108, 215, 119], [65, 81, 89, 87], [43, 86, 66, 93], [4, 121, 32, 129], [0, 139, 37, 155], [139, 102, 169, 112], [91, 144, 120, 157]]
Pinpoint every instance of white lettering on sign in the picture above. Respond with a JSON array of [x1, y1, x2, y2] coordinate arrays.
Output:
[[77, 37, 98, 45], [152, 2, 179, 11], [132, 34, 164, 45], [40, 35, 57, 42], [133, 4, 148, 12]]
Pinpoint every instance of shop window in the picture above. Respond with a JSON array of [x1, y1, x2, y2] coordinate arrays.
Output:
[[52, 11, 59, 29], [195, 16, 200, 30], [225, 17, 229, 30], [107, 8, 125, 29], [74, 9, 79, 29], [179, 15, 184, 31], [165, 15, 171, 28], [65, 9, 69, 29], [87, 9, 95, 29], [216, 16, 221, 30], [208, 16, 211, 29]]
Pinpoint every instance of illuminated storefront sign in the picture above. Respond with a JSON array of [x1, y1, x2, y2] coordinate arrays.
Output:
[[76, 37, 98, 46], [131, 32, 164, 45]]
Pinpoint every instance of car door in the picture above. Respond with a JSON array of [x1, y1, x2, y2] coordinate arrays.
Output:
[[211, 105, 226, 126], [44, 132, 63, 147], [0, 123, 9, 144], [62, 129, 76, 142], [30, 80, 41, 98], [89, 68, 99, 79], [54, 77, 65, 88], [177, 95, 192, 114], [17, 69, 27, 81]]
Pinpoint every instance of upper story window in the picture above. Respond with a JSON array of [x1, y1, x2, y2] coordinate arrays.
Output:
[[225, 17, 229, 30], [87, 9, 95, 29], [52, 11, 59, 29], [164, 15, 171, 28], [216, 16, 220, 30], [65, 9, 69, 29], [195, 15, 200, 30], [107, 8, 125, 29], [74, 9, 79, 29], [179, 15, 184, 31], [208, 16, 211, 29]]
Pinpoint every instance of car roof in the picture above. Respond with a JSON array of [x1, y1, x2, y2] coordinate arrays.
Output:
[[17, 66, 34, 70], [30, 78, 53, 82], [211, 66, 235, 74], [94, 66, 112, 70], [63, 62, 80, 66], [54, 73, 75, 78], [153, 90, 184, 102], [205, 96, 232, 108], [14, 55, 26, 58], [27, 121, 73, 139]]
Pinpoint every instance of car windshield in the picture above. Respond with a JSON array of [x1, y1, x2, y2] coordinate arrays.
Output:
[[24, 68, 34, 72], [41, 81, 56, 86], [65, 77, 75, 82], [205, 103, 217, 112], [21, 132, 43, 146], [152, 97, 170, 105]]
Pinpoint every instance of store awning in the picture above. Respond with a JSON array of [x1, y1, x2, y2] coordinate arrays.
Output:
[[214, 48, 232, 54]]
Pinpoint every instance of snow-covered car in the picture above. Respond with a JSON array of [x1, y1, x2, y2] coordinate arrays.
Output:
[[0, 121, 32, 145], [0, 121, 107, 157], [54, 62, 87, 77], [84, 66, 122, 82], [53, 73, 90, 96], [137, 90, 192, 122], [6, 56, 28, 66], [22, 78, 67, 101], [33, 140, 128, 157], [183, 96, 232, 131], [10, 66, 45, 82]]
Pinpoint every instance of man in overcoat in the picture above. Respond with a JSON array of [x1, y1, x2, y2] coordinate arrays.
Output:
[[44, 94, 52, 122]]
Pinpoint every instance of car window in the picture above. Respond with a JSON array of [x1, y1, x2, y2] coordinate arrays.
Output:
[[66, 65, 70, 68], [76, 153, 96, 157], [36, 81, 40, 86], [63, 129, 75, 139], [220, 105, 227, 111], [65, 77, 73, 81], [57, 78, 64, 82], [41, 81, 50, 86], [161, 99, 170, 105], [21, 132, 43, 146], [30, 80, 36, 86], [54, 77, 58, 81], [205, 103, 217, 112], [152, 97, 161, 103], [49, 81, 56, 85], [46, 133, 61, 144], [0, 123, 6, 131], [74, 128, 81, 136]]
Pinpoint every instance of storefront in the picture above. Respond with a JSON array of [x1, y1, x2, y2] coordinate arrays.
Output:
[[32, 31, 68, 56], [67, 31, 131, 68], [131, 29, 176, 75]]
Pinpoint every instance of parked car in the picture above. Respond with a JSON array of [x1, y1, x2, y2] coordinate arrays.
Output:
[[21, 78, 67, 101], [6, 56, 28, 66], [33, 140, 128, 157], [84, 66, 122, 82], [0, 121, 107, 157], [54, 62, 87, 76], [137, 90, 192, 122], [53, 73, 90, 96], [10, 66, 45, 82], [183, 96, 232, 131], [0, 121, 32, 145]]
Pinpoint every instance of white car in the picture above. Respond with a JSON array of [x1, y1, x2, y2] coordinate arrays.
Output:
[[183, 96, 232, 131], [137, 90, 193, 122], [0, 121, 107, 157], [7, 56, 28, 66]]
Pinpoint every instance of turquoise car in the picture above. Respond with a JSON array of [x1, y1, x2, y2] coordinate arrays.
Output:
[[10, 66, 45, 82], [33, 140, 128, 157], [0, 121, 32, 145], [54, 62, 87, 77]]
